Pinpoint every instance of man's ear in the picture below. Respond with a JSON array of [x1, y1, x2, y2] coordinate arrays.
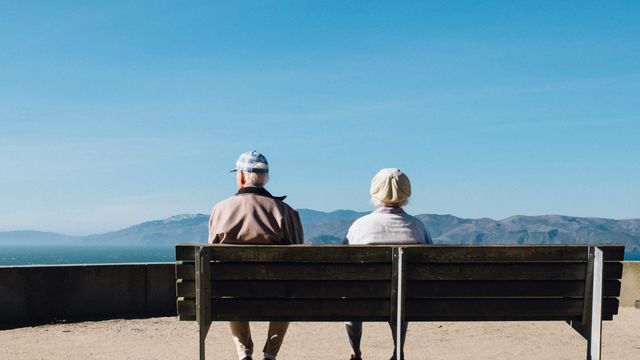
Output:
[[237, 171, 246, 188]]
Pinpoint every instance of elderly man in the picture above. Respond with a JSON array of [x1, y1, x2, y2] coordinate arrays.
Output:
[[208, 150, 304, 360]]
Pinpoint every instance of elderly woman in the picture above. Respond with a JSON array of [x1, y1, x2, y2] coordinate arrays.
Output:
[[344, 168, 432, 360]]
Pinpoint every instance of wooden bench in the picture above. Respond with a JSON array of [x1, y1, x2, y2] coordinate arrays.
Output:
[[175, 244, 624, 360]]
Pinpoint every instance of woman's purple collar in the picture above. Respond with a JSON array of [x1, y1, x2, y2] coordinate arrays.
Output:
[[374, 206, 406, 214]]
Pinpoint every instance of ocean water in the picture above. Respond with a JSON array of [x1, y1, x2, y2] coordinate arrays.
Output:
[[625, 252, 640, 261], [0, 245, 638, 266], [0, 245, 175, 266]]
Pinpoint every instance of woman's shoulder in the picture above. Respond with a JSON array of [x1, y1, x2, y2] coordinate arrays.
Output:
[[349, 212, 380, 229], [346, 212, 386, 243]]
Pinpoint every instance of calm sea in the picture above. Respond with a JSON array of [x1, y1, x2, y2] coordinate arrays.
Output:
[[0, 245, 639, 266], [0, 245, 175, 266], [625, 252, 640, 261]]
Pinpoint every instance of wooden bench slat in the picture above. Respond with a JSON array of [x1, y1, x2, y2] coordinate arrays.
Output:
[[176, 245, 626, 262], [404, 298, 620, 321], [402, 245, 624, 262], [176, 263, 195, 280], [211, 263, 392, 281], [213, 280, 390, 298], [211, 245, 393, 263], [175, 245, 195, 261], [178, 297, 619, 321], [176, 244, 393, 262], [176, 263, 392, 280], [405, 280, 622, 298], [177, 262, 623, 281], [177, 298, 391, 321], [177, 279, 391, 298], [406, 262, 623, 281], [594, 245, 625, 261], [176, 279, 622, 299], [212, 299, 391, 321]]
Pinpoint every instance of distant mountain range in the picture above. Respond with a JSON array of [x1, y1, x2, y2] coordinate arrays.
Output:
[[1, 210, 639, 252]]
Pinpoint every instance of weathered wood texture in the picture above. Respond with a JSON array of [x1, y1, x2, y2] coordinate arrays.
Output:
[[176, 262, 623, 281], [407, 280, 621, 298], [176, 263, 392, 281], [177, 279, 621, 299], [177, 280, 391, 298], [175, 244, 624, 262], [175, 244, 624, 322], [401, 245, 624, 262], [176, 245, 394, 322], [176, 244, 392, 262], [406, 263, 622, 280], [401, 245, 623, 322], [178, 298, 390, 321], [405, 298, 620, 321]]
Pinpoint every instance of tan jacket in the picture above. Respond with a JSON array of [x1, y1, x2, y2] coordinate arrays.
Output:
[[208, 187, 304, 244]]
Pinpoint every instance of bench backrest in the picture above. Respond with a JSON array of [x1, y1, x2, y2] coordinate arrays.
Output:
[[402, 245, 623, 322], [176, 245, 394, 321], [175, 244, 624, 323]]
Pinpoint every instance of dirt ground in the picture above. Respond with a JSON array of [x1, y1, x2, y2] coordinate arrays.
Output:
[[1, 308, 639, 359]]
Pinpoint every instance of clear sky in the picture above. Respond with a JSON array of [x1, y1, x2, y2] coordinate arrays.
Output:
[[1, 1, 639, 235]]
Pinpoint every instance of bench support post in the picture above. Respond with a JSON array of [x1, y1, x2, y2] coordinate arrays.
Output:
[[569, 246, 604, 360], [390, 247, 406, 360], [196, 246, 212, 360]]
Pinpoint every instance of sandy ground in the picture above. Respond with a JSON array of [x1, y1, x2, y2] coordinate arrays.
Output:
[[1, 308, 639, 360]]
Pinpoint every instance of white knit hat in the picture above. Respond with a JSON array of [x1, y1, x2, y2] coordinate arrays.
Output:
[[370, 168, 411, 206]]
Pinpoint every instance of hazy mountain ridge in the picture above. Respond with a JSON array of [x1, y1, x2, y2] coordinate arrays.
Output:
[[298, 209, 368, 244], [418, 214, 640, 252], [0, 231, 80, 245], [1, 210, 639, 252], [83, 214, 209, 246]]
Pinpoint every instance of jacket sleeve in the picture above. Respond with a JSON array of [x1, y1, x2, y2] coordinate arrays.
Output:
[[286, 208, 304, 244], [208, 208, 220, 244]]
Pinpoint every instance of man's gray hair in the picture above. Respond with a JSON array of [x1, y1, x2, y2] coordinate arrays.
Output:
[[243, 171, 269, 187]]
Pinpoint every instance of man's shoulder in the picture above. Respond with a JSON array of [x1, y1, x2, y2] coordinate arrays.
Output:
[[212, 193, 296, 212], [278, 199, 298, 213], [212, 195, 240, 210], [210, 194, 252, 216]]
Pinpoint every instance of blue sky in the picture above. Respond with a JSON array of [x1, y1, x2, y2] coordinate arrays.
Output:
[[1, 1, 639, 235]]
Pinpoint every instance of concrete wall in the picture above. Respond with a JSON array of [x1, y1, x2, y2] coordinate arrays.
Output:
[[0, 263, 175, 327], [620, 261, 640, 308]]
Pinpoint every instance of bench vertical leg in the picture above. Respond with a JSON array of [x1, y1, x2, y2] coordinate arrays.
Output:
[[390, 247, 406, 360], [196, 246, 212, 360], [199, 332, 206, 360], [587, 247, 604, 360], [570, 247, 604, 360]]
